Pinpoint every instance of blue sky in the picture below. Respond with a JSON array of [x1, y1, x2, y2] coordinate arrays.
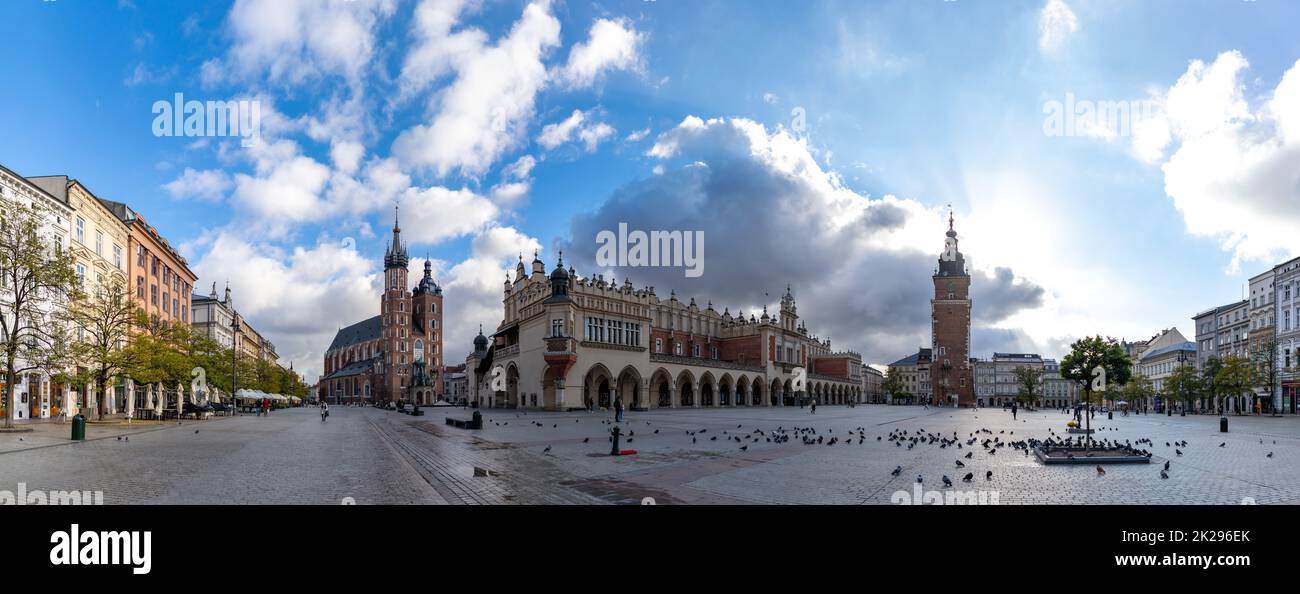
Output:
[[2, 0, 1298, 381]]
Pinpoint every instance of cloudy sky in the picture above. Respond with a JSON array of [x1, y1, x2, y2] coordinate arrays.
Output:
[[2, 0, 1298, 381]]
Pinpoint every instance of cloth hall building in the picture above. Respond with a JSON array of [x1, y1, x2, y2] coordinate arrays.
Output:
[[465, 254, 865, 411]]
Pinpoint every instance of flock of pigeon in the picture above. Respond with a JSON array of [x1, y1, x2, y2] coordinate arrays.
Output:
[[496, 410, 1280, 486]]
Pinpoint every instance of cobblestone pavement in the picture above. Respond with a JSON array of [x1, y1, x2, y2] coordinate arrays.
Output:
[[4, 404, 1298, 504], [0, 407, 444, 504], [442, 405, 1300, 505]]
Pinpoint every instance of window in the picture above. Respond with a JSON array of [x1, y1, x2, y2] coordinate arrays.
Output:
[[75, 263, 85, 289], [692, 344, 701, 357], [136, 276, 144, 298], [551, 319, 563, 337], [75, 218, 84, 243], [113, 244, 122, 269], [95, 231, 102, 256], [137, 245, 145, 267], [655, 338, 663, 353], [151, 284, 158, 305], [431, 303, 437, 313], [674, 342, 682, 356]]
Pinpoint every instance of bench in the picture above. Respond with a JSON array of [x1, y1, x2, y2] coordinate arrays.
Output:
[[445, 414, 482, 429]]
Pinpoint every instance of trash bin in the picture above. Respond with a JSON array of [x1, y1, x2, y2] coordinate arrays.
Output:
[[471, 410, 483, 430], [1220, 416, 1228, 433], [71, 414, 87, 441], [1108, 411, 1113, 420]]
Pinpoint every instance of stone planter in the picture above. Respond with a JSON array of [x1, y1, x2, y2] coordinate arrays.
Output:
[[1034, 445, 1151, 464]]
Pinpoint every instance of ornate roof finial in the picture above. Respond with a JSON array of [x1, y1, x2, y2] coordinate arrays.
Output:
[[557, 250, 563, 267]]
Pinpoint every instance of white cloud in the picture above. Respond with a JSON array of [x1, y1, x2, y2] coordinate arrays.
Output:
[[1132, 52, 1300, 268], [624, 128, 650, 142], [537, 109, 587, 149], [762, 92, 779, 105], [440, 226, 542, 361], [537, 109, 615, 152], [1038, 0, 1079, 53], [556, 17, 645, 88], [191, 231, 380, 381], [162, 168, 233, 202], [398, 186, 499, 244], [211, 0, 395, 87], [392, 0, 561, 178]]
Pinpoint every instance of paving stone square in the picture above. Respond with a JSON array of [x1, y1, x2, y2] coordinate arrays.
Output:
[[2, 405, 1297, 504]]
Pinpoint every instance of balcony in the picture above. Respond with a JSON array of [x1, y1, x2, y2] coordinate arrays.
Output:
[[496, 344, 520, 359], [649, 353, 763, 373]]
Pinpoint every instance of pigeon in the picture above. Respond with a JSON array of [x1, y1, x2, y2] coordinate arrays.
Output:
[[985, 470, 993, 480], [195, 429, 200, 434], [1096, 466, 1106, 476], [1219, 442, 1226, 448], [916, 474, 923, 484], [891, 466, 902, 477], [1160, 470, 1169, 479], [542, 445, 552, 454], [964, 451, 973, 459], [1163, 460, 1170, 471], [1175, 449, 1183, 456], [962, 472, 973, 482], [955, 460, 965, 468], [582, 437, 589, 443], [1267, 452, 1274, 458], [740, 445, 748, 452], [942, 475, 953, 488]]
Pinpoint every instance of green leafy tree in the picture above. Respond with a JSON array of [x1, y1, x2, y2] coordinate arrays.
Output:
[[1250, 338, 1280, 414], [1201, 356, 1223, 413], [0, 194, 81, 427], [882, 367, 904, 403], [1014, 365, 1044, 408], [1061, 336, 1132, 450], [1120, 374, 1154, 411], [1215, 355, 1255, 415], [1163, 364, 1201, 414]]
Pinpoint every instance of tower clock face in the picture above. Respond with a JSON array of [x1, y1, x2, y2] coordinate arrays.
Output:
[[941, 237, 958, 261]]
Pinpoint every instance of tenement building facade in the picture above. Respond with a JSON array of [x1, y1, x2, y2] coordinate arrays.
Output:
[[466, 254, 863, 411], [320, 210, 445, 405]]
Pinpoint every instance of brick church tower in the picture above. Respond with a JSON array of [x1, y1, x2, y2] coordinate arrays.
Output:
[[381, 207, 411, 404], [931, 210, 974, 407]]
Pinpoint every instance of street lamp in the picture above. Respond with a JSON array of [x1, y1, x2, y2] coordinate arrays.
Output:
[[231, 311, 240, 412]]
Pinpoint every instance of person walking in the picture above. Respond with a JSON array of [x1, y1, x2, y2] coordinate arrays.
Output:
[[1011, 401, 1018, 420], [320, 401, 329, 423], [262, 397, 270, 417], [810, 399, 817, 414], [614, 396, 624, 423]]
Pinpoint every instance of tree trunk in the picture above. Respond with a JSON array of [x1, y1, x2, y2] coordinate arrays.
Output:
[[4, 348, 18, 429]]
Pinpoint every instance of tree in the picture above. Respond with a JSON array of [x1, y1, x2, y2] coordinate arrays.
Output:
[[1251, 338, 1280, 414], [1201, 356, 1223, 413], [882, 367, 904, 403], [124, 316, 196, 409], [0, 194, 81, 428], [1120, 374, 1154, 411], [1163, 364, 1201, 414], [66, 279, 141, 421], [1060, 336, 1132, 451], [1215, 355, 1255, 415], [1014, 365, 1043, 408]]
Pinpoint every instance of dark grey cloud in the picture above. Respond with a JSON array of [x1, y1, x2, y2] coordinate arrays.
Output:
[[555, 117, 1046, 365]]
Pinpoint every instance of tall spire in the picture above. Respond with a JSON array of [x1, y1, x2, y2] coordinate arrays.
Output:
[[384, 204, 409, 269]]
